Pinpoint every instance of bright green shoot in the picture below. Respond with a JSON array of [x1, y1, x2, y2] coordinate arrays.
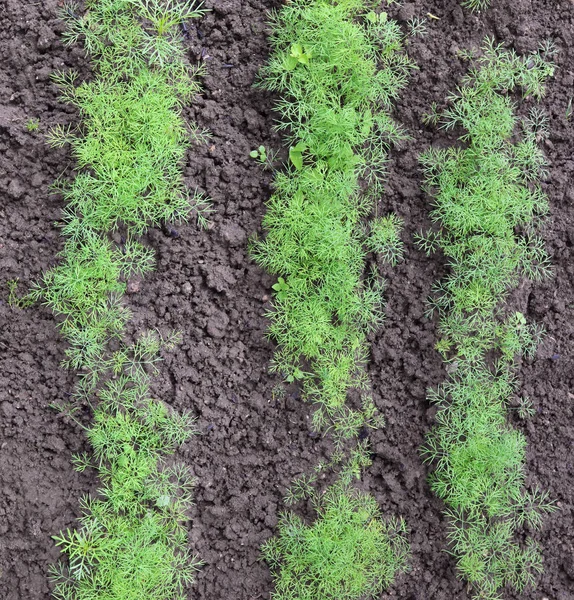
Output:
[[367, 214, 404, 265], [461, 0, 490, 11], [129, 0, 206, 35], [26, 117, 40, 131]]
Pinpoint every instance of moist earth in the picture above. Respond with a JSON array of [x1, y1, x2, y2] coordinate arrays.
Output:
[[0, 0, 573, 599]]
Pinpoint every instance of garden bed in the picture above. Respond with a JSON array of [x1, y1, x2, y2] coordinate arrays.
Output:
[[0, 0, 573, 598]]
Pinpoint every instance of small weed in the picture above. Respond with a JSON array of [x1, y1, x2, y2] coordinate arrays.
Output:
[[26, 118, 40, 132], [286, 42, 313, 71], [7, 279, 20, 307], [250, 144, 278, 169], [365, 10, 388, 24], [406, 16, 427, 37], [539, 39, 558, 60], [271, 383, 287, 404], [250, 144, 268, 162], [287, 141, 306, 170]]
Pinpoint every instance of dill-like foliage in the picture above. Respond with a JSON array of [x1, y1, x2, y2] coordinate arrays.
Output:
[[252, 0, 411, 439], [420, 39, 556, 599]]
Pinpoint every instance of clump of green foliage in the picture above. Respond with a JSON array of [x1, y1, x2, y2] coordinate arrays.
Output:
[[256, 1, 411, 595], [55, 0, 211, 236], [51, 335, 201, 600], [419, 39, 555, 599], [31, 0, 210, 378], [262, 481, 409, 600], [61, 0, 206, 79], [252, 0, 411, 441], [367, 214, 404, 265], [24, 1, 209, 598], [29, 231, 153, 374], [48, 67, 209, 237]]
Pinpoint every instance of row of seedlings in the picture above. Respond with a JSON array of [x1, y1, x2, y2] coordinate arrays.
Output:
[[419, 40, 556, 599], [29, 1, 210, 597], [251, 1, 412, 598]]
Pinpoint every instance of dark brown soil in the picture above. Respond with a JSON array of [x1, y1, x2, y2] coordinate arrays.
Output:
[[1, 0, 573, 599]]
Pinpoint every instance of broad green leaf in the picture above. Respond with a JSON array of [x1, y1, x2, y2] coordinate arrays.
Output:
[[289, 147, 303, 170]]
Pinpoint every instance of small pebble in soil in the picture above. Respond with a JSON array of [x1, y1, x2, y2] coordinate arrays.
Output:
[[126, 280, 140, 294]]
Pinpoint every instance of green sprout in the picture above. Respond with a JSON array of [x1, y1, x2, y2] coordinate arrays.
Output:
[[250, 145, 268, 162], [26, 118, 40, 132], [421, 101, 441, 127], [460, 0, 491, 11], [406, 16, 427, 37], [6, 279, 33, 308], [286, 42, 313, 71], [367, 214, 404, 265], [288, 141, 306, 170], [250, 144, 278, 169], [130, 0, 207, 36]]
